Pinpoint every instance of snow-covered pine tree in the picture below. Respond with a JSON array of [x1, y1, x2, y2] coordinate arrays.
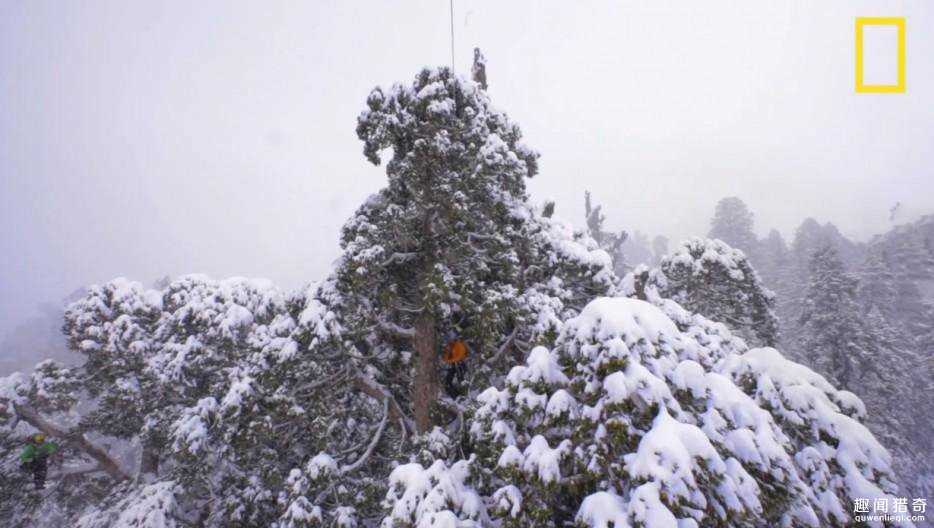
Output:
[[778, 218, 868, 358], [858, 247, 901, 323], [627, 237, 779, 347], [0, 275, 322, 526], [384, 293, 906, 527], [62, 279, 164, 474], [798, 245, 882, 390], [69, 276, 305, 526], [273, 65, 623, 525], [621, 230, 654, 270], [0, 361, 91, 527], [791, 219, 827, 269], [349, 66, 616, 433], [584, 191, 627, 275], [857, 245, 934, 499], [4, 281, 910, 527], [580, 193, 658, 274], [351, 64, 535, 432], [856, 304, 932, 502], [791, 219, 865, 273], [755, 229, 798, 348], [1, 65, 621, 527], [808, 243, 934, 502], [0, 62, 918, 527], [879, 226, 934, 339], [708, 197, 758, 257], [757, 229, 790, 286], [874, 216, 934, 498], [276, 67, 620, 524]]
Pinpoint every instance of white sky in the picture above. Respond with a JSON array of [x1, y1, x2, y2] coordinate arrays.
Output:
[[1, 1, 933, 343]]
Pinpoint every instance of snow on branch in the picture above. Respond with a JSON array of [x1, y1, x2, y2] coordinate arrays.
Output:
[[341, 399, 388, 475], [354, 375, 413, 433], [377, 318, 416, 339], [12, 402, 130, 481]]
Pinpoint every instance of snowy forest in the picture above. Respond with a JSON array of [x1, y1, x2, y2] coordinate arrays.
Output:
[[1, 55, 933, 527]]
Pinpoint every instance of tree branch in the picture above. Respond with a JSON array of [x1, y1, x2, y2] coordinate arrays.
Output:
[[340, 399, 388, 474], [381, 252, 417, 267], [12, 402, 130, 481], [353, 375, 414, 434], [489, 327, 519, 365], [377, 319, 415, 339], [295, 367, 348, 396]]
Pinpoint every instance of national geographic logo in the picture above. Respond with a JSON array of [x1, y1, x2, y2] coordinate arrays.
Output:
[[855, 17, 906, 93]]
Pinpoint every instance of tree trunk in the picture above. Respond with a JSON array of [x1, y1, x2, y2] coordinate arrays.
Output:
[[140, 444, 160, 475], [412, 312, 439, 434]]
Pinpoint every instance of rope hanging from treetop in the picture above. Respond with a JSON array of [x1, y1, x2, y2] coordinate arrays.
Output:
[[449, 0, 455, 69]]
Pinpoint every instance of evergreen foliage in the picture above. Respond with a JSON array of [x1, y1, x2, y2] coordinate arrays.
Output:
[[0, 67, 923, 528], [628, 238, 779, 347], [708, 197, 758, 256]]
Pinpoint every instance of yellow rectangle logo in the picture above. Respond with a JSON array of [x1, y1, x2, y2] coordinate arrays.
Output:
[[855, 17, 906, 93]]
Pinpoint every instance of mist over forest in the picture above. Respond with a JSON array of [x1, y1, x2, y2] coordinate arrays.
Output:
[[1, 196, 929, 379]]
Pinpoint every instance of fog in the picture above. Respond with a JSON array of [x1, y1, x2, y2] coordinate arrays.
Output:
[[2, 1, 933, 355]]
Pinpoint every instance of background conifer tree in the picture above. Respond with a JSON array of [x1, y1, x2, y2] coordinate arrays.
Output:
[[708, 197, 758, 256]]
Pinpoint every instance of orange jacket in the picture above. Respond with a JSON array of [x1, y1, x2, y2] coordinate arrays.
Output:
[[442, 340, 469, 364]]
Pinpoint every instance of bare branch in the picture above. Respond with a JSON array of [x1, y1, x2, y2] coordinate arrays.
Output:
[[378, 319, 415, 339], [392, 303, 424, 314], [467, 232, 494, 241], [353, 375, 414, 434], [295, 367, 348, 396], [489, 327, 519, 365], [340, 399, 388, 474], [380, 252, 417, 267]]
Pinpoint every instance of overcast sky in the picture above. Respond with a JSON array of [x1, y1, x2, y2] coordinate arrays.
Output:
[[1, 1, 933, 346]]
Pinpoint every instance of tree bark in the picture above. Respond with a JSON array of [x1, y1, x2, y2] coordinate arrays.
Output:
[[13, 402, 130, 481], [140, 444, 160, 475], [411, 312, 439, 433]]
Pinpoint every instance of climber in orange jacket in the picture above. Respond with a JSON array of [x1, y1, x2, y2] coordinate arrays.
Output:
[[442, 339, 469, 397]]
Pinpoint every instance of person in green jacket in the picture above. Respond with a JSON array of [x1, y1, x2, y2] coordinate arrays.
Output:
[[20, 433, 58, 490]]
